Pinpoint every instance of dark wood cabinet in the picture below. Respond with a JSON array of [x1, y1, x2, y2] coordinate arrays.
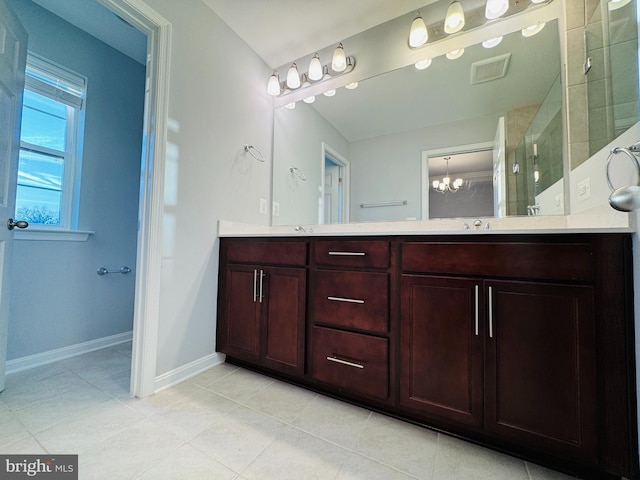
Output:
[[217, 234, 637, 480], [400, 275, 483, 428], [217, 240, 307, 376], [308, 239, 392, 402], [484, 280, 596, 460]]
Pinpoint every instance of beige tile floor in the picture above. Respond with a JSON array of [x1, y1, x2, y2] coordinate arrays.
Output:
[[0, 343, 579, 480]]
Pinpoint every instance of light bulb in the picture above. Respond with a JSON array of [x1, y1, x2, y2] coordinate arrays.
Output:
[[454, 178, 463, 188], [482, 36, 503, 48], [286, 63, 300, 89], [522, 22, 546, 37], [284, 102, 296, 110], [444, 2, 465, 34], [331, 43, 347, 72], [303, 95, 315, 104], [345, 82, 359, 90], [415, 58, 432, 70], [267, 72, 280, 96], [609, 0, 632, 9], [485, 0, 508, 20], [324, 89, 336, 97], [484, 0, 508, 20], [443, 176, 451, 186], [432, 180, 439, 189], [409, 13, 428, 47], [446, 48, 464, 60], [308, 54, 323, 81]]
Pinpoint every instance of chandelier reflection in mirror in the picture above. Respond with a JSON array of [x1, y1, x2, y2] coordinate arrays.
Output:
[[433, 157, 464, 193]]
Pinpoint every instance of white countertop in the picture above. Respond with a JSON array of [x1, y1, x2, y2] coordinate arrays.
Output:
[[219, 206, 636, 237]]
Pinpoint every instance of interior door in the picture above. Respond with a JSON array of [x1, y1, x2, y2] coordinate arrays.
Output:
[[0, 0, 28, 392], [492, 116, 506, 218]]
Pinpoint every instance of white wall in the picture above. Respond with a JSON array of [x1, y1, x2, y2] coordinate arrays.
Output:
[[349, 115, 499, 222], [273, 103, 349, 226], [142, 0, 273, 377], [7, 0, 145, 359]]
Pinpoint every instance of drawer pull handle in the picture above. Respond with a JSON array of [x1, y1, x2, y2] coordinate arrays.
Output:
[[328, 251, 366, 256], [326, 356, 364, 369], [327, 296, 365, 304]]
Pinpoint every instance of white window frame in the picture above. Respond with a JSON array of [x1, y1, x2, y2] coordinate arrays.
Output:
[[15, 53, 93, 241]]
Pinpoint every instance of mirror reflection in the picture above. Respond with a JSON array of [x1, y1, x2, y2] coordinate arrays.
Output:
[[272, 0, 639, 226]]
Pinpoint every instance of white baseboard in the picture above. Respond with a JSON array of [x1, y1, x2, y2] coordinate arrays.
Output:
[[6, 331, 133, 375], [154, 352, 225, 393]]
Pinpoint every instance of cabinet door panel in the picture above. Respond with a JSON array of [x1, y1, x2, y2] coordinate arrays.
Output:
[[221, 265, 261, 361], [400, 275, 483, 428], [263, 266, 306, 375], [484, 280, 596, 459]]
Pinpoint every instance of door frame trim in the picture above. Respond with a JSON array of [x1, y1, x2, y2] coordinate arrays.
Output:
[[98, 0, 171, 397]]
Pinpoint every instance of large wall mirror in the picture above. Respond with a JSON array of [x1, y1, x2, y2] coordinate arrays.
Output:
[[272, 0, 639, 226]]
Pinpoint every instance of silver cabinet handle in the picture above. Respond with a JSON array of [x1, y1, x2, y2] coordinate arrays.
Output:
[[488, 286, 493, 338], [328, 251, 366, 256], [327, 296, 365, 304], [326, 356, 364, 369], [474, 285, 479, 336], [259, 269, 265, 303], [253, 269, 257, 302]]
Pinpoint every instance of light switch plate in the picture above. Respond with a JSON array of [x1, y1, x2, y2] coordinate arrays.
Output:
[[259, 198, 268, 214], [272, 202, 280, 216], [577, 178, 591, 201]]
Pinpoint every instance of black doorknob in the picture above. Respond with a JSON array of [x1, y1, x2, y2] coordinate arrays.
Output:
[[7, 218, 29, 230]]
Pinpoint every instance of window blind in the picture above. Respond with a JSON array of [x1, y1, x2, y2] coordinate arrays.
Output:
[[24, 53, 86, 109]]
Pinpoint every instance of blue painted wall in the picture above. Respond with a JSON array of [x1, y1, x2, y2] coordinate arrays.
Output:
[[7, 0, 145, 359]]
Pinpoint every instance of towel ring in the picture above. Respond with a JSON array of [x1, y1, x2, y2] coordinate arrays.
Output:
[[289, 166, 306, 181], [605, 147, 640, 191], [244, 144, 265, 162], [606, 146, 640, 211]]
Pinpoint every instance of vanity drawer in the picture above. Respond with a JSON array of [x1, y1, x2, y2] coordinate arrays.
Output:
[[224, 239, 307, 266], [311, 326, 389, 400], [312, 270, 388, 333], [402, 241, 593, 281], [313, 240, 389, 268]]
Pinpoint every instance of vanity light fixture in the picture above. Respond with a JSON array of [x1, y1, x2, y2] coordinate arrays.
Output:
[[409, 12, 428, 47], [485, 0, 509, 20], [482, 36, 503, 48], [332, 43, 347, 72], [444, 2, 465, 34], [308, 54, 323, 81], [267, 72, 281, 96], [415, 58, 433, 70], [522, 22, 546, 37], [446, 48, 465, 60], [286, 63, 301, 89], [266, 48, 355, 98], [432, 157, 463, 193]]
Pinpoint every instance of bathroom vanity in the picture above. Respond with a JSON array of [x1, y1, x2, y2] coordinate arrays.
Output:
[[216, 222, 638, 480]]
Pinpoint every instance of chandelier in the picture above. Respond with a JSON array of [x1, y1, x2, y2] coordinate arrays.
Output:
[[432, 157, 463, 193]]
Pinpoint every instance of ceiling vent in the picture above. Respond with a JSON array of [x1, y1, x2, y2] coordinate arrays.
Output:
[[470, 53, 511, 85]]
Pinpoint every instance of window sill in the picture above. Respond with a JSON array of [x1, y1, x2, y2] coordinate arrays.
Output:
[[14, 228, 95, 242]]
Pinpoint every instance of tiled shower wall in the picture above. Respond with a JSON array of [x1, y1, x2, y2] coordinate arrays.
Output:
[[565, 0, 639, 170]]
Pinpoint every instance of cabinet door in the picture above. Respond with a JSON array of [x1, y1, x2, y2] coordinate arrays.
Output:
[[219, 264, 262, 362], [484, 280, 596, 460], [261, 266, 306, 376], [400, 275, 484, 428]]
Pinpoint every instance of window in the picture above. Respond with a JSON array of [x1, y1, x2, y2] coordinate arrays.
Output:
[[16, 53, 86, 229]]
